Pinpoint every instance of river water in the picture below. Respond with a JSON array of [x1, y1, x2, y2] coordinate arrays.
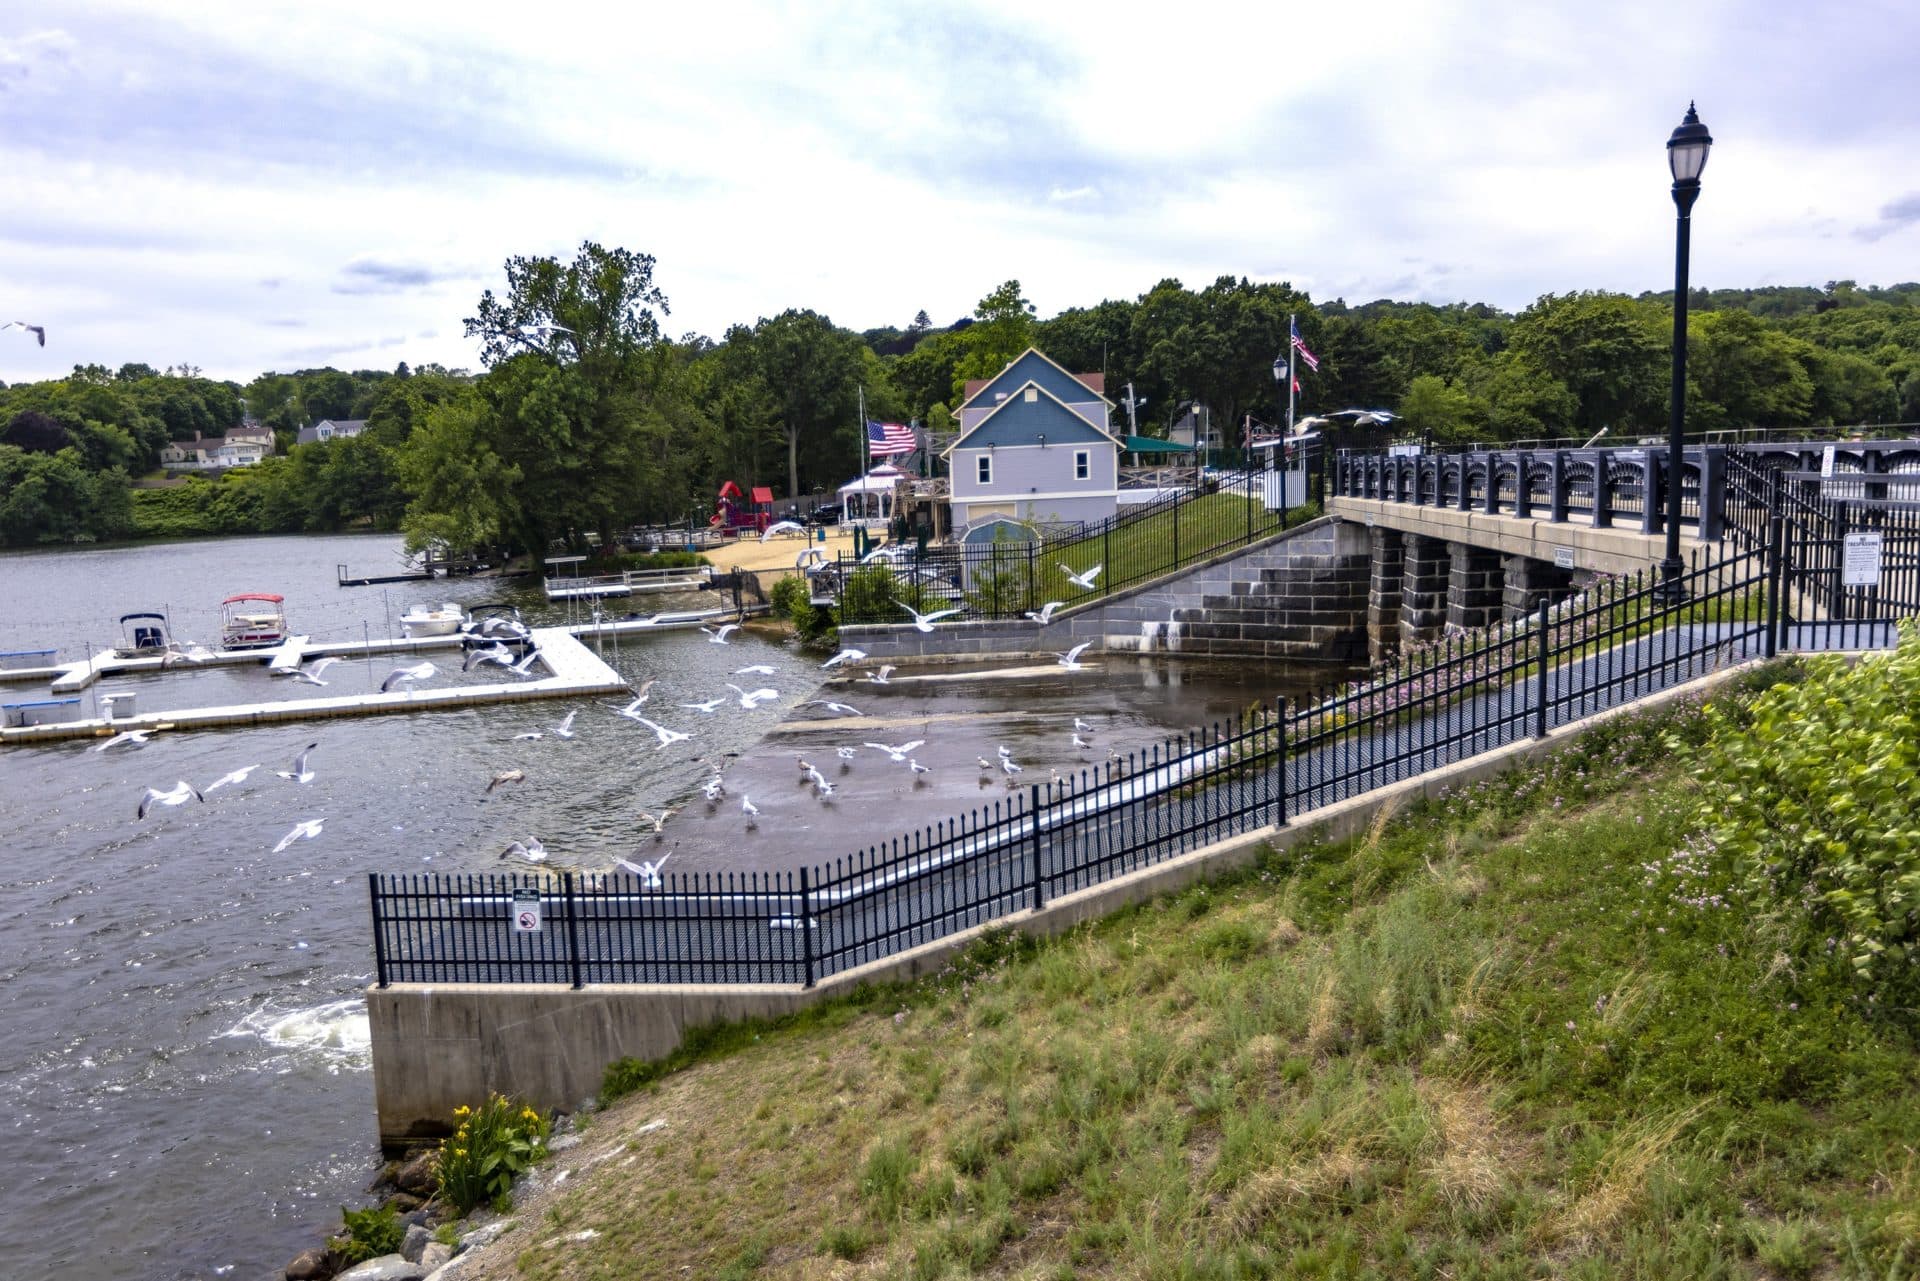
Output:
[[0, 532, 1336, 1280]]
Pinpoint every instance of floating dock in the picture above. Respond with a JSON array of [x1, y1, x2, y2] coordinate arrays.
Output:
[[0, 627, 628, 745]]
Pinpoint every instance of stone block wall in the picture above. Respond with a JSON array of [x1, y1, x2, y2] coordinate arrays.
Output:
[[1399, 533, 1450, 649], [1446, 542, 1505, 631], [1366, 527, 1404, 666], [1502, 554, 1574, 619]]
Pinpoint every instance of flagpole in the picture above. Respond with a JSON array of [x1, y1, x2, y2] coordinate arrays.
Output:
[[1286, 312, 1296, 438], [859, 384, 868, 481]]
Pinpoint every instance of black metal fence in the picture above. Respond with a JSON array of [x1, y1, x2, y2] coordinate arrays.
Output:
[[828, 449, 1323, 626], [371, 523, 1804, 990]]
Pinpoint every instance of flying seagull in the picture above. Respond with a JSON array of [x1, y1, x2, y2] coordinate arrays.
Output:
[[864, 665, 896, 685], [804, 699, 863, 716], [1060, 563, 1103, 591], [275, 743, 318, 783], [509, 648, 542, 677], [680, 697, 725, 714], [380, 660, 437, 693], [863, 739, 925, 763], [732, 664, 775, 676], [701, 624, 740, 645], [512, 730, 543, 741], [500, 837, 548, 863], [635, 808, 677, 840], [633, 715, 691, 749], [726, 683, 779, 709], [272, 818, 324, 853], [486, 768, 526, 793], [92, 728, 152, 753], [1056, 642, 1092, 670], [551, 709, 578, 740], [160, 642, 216, 669], [898, 602, 961, 633], [288, 655, 339, 687], [463, 645, 513, 672], [137, 780, 203, 819], [615, 853, 672, 887], [2, 321, 46, 347], [820, 648, 867, 670], [760, 520, 805, 542], [516, 323, 573, 340], [1024, 601, 1064, 625], [204, 763, 258, 793], [836, 745, 858, 760]]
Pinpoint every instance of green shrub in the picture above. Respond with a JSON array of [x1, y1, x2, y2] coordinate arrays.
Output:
[[837, 563, 902, 627], [1688, 624, 1920, 1003], [434, 1094, 552, 1215], [770, 573, 834, 646], [333, 1202, 404, 1265]]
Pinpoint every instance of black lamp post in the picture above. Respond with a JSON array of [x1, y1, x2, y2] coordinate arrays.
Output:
[[1660, 102, 1712, 597], [1271, 354, 1290, 523]]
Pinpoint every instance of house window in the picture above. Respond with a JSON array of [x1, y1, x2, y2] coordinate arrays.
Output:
[[1074, 450, 1090, 480], [977, 454, 993, 486]]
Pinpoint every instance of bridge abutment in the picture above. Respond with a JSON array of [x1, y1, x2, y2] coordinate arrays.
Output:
[[1399, 533, 1451, 651], [1446, 542, 1505, 631]]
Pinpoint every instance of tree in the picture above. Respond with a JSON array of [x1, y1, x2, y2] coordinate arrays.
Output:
[[1509, 292, 1666, 435], [1398, 374, 1481, 444], [950, 280, 1039, 400], [1685, 310, 1813, 432], [748, 309, 864, 497]]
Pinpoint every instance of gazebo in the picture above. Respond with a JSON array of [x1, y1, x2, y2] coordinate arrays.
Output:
[[837, 465, 905, 527]]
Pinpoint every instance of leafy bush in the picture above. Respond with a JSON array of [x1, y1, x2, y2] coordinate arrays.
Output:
[[770, 572, 834, 646], [1688, 623, 1920, 1003], [434, 1094, 552, 1215], [333, 1203, 404, 1265], [596, 548, 707, 572], [837, 563, 902, 626]]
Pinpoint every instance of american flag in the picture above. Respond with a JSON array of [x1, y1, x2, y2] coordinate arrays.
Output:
[[1290, 318, 1320, 372], [867, 420, 916, 457]]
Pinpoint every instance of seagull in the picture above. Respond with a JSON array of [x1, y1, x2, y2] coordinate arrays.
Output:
[[204, 763, 258, 793], [804, 699, 863, 716], [92, 728, 152, 753], [2, 321, 46, 347], [160, 642, 216, 668], [271, 818, 324, 853], [804, 764, 831, 792], [1072, 733, 1093, 750], [513, 731, 544, 741], [859, 546, 896, 565], [288, 667, 330, 687], [898, 603, 961, 633], [1073, 717, 1094, 733], [863, 739, 925, 763], [272, 654, 333, 679], [635, 809, 676, 840], [517, 323, 574, 339], [615, 853, 672, 886], [701, 624, 740, 645], [1055, 642, 1092, 670], [486, 768, 526, 792], [976, 756, 993, 771], [769, 914, 819, 930], [732, 665, 776, 676], [509, 648, 542, 677], [463, 645, 513, 672], [633, 716, 691, 749], [996, 744, 1012, 760], [551, 709, 578, 740], [275, 743, 318, 783], [137, 780, 203, 819], [380, 660, 437, 693], [680, 697, 725, 714], [864, 665, 896, 685], [611, 693, 653, 721], [701, 775, 726, 802], [1061, 563, 1103, 591], [820, 648, 867, 670], [1024, 601, 1064, 625], [814, 777, 836, 799], [836, 746, 858, 760], [741, 795, 759, 826], [908, 758, 931, 776], [726, 683, 779, 709], [796, 548, 826, 569], [500, 838, 548, 863], [1001, 756, 1025, 776], [760, 520, 805, 542]]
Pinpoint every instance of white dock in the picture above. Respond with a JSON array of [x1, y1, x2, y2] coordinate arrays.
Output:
[[542, 565, 714, 600], [1, 628, 628, 745]]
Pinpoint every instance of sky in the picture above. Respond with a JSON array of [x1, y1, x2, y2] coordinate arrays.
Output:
[[3, 0, 1918, 386]]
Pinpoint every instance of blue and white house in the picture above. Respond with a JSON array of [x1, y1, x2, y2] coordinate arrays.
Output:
[[946, 348, 1120, 530]]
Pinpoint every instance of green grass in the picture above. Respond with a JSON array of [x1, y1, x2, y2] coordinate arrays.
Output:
[[514, 679, 1920, 1280]]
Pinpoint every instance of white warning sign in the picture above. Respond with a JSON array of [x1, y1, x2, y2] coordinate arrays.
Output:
[[511, 893, 543, 933]]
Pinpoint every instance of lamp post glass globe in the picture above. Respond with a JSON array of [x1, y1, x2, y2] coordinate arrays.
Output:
[[1660, 102, 1712, 600]]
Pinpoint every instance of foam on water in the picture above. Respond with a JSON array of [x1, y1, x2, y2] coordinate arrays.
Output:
[[224, 998, 372, 1063]]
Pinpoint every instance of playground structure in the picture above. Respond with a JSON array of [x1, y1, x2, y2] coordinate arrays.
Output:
[[710, 481, 776, 537]]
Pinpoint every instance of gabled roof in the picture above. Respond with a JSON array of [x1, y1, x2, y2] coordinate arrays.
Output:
[[944, 381, 1120, 458], [957, 348, 1113, 413]]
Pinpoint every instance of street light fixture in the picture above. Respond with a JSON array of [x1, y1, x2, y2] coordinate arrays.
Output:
[[1660, 102, 1712, 598], [1271, 355, 1291, 523]]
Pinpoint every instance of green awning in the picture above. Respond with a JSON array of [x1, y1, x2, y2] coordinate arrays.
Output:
[[1122, 435, 1195, 454]]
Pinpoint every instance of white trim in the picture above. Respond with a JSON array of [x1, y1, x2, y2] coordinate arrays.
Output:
[[956, 487, 1120, 504], [954, 345, 1116, 413]]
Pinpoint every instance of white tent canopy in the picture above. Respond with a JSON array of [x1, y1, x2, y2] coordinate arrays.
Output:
[[838, 466, 904, 522]]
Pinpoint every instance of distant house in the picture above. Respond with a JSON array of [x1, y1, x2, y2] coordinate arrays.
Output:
[[1167, 404, 1225, 453], [159, 425, 276, 473], [295, 418, 368, 446], [945, 348, 1120, 529]]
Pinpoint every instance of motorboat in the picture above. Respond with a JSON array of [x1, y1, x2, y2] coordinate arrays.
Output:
[[220, 593, 289, 650], [460, 603, 532, 648], [115, 612, 173, 657], [398, 601, 467, 638]]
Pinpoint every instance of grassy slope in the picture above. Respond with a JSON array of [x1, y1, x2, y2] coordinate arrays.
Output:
[[467, 686, 1920, 1281]]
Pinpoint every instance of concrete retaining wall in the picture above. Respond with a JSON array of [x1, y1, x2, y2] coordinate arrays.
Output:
[[838, 517, 1369, 665], [366, 657, 1765, 1149]]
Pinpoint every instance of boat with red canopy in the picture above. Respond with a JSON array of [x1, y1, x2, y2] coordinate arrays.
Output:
[[220, 593, 289, 650]]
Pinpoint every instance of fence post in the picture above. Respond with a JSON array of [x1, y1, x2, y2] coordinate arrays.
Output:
[[1104, 519, 1112, 585], [368, 873, 390, 988], [1174, 492, 1182, 564], [1831, 502, 1849, 623], [1534, 596, 1551, 740], [564, 871, 584, 990], [1764, 510, 1784, 659], [1246, 469, 1253, 544], [799, 866, 815, 989], [1028, 783, 1046, 912], [1275, 697, 1289, 829]]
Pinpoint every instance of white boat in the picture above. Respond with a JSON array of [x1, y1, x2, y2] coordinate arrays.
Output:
[[220, 594, 289, 650], [399, 602, 467, 638]]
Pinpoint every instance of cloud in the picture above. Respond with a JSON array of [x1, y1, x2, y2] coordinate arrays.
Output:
[[1855, 192, 1920, 243], [331, 258, 474, 296]]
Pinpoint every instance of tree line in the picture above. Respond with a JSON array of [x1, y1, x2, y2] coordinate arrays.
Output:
[[2, 241, 1916, 552]]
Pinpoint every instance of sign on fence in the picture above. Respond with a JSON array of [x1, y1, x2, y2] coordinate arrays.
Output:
[[511, 893, 543, 933], [1822, 445, 1837, 479], [1843, 532, 1884, 587]]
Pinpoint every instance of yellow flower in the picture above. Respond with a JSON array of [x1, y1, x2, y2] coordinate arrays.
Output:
[[454, 1148, 467, 1158], [453, 1105, 471, 1117]]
